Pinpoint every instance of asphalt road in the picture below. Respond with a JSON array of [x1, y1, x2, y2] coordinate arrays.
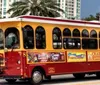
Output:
[[0, 74, 100, 85]]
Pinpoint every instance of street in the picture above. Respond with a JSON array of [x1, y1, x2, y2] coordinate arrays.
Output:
[[0, 74, 100, 85]]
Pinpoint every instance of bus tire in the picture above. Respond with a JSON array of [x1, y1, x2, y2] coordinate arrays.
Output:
[[96, 72, 100, 78], [73, 73, 85, 79], [31, 69, 43, 85], [5, 79, 16, 83]]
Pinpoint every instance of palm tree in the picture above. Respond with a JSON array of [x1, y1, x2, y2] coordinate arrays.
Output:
[[96, 12, 100, 21], [7, 0, 64, 18], [82, 15, 96, 21]]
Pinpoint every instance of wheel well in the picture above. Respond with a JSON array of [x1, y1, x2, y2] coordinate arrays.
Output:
[[32, 66, 46, 77]]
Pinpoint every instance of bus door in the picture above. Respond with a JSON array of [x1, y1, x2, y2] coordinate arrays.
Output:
[[4, 28, 22, 76]]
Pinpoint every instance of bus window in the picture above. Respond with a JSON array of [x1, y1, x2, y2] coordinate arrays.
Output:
[[63, 28, 71, 49], [82, 29, 89, 49], [82, 29, 89, 37], [89, 39, 97, 49], [36, 26, 46, 49], [63, 28, 81, 49], [82, 39, 97, 49], [63, 38, 80, 49], [73, 29, 81, 49], [82, 30, 98, 49], [73, 29, 80, 37], [63, 28, 71, 37], [0, 29, 4, 49], [64, 28, 81, 49], [90, 30, 98, 49], [82, 39, 89, 49], [53, 27, 62, 49], [90, 30, 97, 38], [5, 28, 19, 49], [22, 25, 34, 49]]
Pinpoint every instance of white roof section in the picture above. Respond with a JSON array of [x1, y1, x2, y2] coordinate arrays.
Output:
[[0, 15, 100, 28], [0, 17, 21, 22]]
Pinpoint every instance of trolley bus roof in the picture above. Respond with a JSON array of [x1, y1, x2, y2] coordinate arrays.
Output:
[[0, 15, 100, 27]]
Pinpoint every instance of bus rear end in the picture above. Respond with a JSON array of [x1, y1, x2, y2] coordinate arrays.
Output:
[[0, 20, 27, 83]]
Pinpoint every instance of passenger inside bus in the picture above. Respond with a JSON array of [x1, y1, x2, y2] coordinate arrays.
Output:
[[5, 28, 19, 49]]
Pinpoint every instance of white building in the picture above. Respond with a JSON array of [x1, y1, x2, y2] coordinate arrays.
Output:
[[0, 0, 1, 9], [0, 0, 19, 18], [56, 0, 81, 20]]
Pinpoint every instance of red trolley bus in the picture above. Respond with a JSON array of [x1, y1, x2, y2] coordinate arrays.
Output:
[[0, 15, 100, 84]]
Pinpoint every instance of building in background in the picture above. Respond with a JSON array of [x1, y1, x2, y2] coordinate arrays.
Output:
[[0, 0, 2, 18], [56, 0, 81, 20], [0, 0, 81, 19], [0, 0, 20, 18]]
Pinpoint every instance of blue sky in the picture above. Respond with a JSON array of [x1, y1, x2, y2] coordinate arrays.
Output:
[[81, 0, 100, 18]]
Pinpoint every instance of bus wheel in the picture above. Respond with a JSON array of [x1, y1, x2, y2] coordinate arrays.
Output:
[[5, 79, 16, 83], [73, 73, 85, 79], [96, 72, 100, 78], [31, 69, 43, 85]]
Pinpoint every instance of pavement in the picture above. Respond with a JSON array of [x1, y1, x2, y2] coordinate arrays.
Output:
[[0, 74, 100, 85]]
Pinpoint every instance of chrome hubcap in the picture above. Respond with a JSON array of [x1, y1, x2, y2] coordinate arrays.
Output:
[[32, 71, 42, 83]]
